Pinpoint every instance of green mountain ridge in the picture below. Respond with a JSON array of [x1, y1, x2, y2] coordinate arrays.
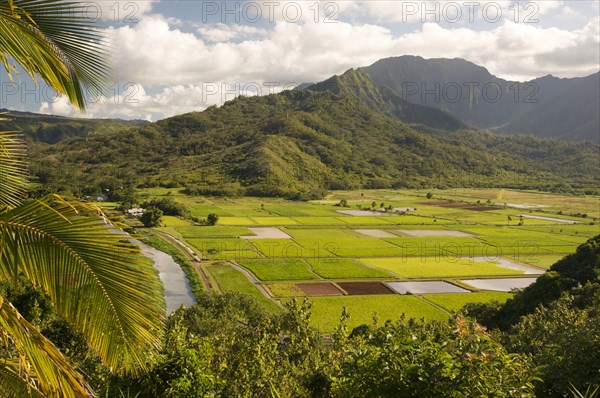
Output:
[[21, 89, 599, 200], [307, 69, 469, 131], [0, 108, 148, 144]]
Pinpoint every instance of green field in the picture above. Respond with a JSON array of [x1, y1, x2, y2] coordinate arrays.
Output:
[[205, 263, 281, 313], [306, 296, 449, 331], [308, 258, 393, 279], [141, 188, 599, 331], [363, 257, 523, 278], [423, 292, 513, 312], [238, 259, 319, 281]]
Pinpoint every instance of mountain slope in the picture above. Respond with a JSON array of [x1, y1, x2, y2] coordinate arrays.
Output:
[[27, 89, 599, 200], [307, 69, 468, 131], [1, 109, 148, 144], [362, 56, 599, 141]]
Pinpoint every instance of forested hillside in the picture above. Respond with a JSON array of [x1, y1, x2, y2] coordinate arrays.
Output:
[[26, 89, 599, 200]]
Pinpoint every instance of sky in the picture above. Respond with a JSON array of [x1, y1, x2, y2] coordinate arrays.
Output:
[[1, 0, 599, 121]]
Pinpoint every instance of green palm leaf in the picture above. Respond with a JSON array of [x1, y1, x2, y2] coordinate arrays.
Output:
[[0, 195, 166, 375], [1, 296, 91, 397], [0, 129, 28, 210], [0, 0, 111, 110]]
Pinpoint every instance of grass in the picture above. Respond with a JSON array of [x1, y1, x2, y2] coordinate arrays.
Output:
[[422, 292, 513, 312], [251, 217, 299, 225], [217, 217, 257, 225], [326, 238, 404, 257], [161, 216, 192, 227], [238, 259, 320, 281], [262, 205, 310, 217], [305, 295, 449, 332], [190, 204, 235, 217], [205, 263, 281, 313], [186, 238, 261, 260], [249, 239, 306, 258], [291, 240, 338, 258], [178, 226, 253, 238], [291, 217, 348, 225], [335, 216, 397, 225], [285, 228, 355, 240], [363, 257, 524, 278], [308, 258, 393, 279], [517, 254, 565, 269], [267, 282, 305, 297]]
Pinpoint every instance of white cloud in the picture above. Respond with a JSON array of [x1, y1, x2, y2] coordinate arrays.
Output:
[[197, 23, 268, 42], [36, 1, 599, 120]]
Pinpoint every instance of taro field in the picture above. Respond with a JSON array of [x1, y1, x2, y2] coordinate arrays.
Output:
[[143, 188, 600, 331]]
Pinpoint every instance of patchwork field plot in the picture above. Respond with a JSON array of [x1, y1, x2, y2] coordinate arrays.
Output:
[[396, 229, 474, 237], [387, 281, 470, 294], [284, 229, 356, 240], [161, 216, 192, 227], [308, 258, 392, 279], [337, 282, 395, 295], [297, 282, 343, 296], [248, 239, 306, 258], [217, 217, 257, 225], [363, 257, 525, 278], [250, 217, 299, 225], [205, 263, 280, 313], [242, 227, 292, 239], [423, 292, 513, 312], [461, 278, 539, 292], [335, 210, 397, 216], [238, 259, 319, 281], [178, 226, 253, 238], [307, 296, 449, 331], [354, 229, 398, 238], [143, 188, 599, 331]]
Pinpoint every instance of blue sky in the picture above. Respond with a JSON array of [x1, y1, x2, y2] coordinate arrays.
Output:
[[1, 0, 599, 121]]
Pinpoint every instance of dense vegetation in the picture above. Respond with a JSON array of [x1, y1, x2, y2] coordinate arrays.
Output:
[[466, 235, 600, 397], [4, 234, 598, 397], [307, 68, 468, 131], [26, 89, 599, 200]]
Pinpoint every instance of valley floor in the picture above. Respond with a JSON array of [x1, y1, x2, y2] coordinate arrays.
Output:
[[123, 188, 599, 331]]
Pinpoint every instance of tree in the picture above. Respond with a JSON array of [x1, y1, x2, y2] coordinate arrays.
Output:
[[1, 1, 165, 395], [141, 206, 163, 227], [426, 192, 433, 199], [206, 213, 219, 226]]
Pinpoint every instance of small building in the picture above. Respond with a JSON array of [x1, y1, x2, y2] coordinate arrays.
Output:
[[91, 193, 107, 201], [128, 208, 145, 217]]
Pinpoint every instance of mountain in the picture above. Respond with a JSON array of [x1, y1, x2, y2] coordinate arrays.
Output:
[[362, 56, 599, 142], [26, 90, 599, 200], [0, 109, 148, 144], [306, 69, 469, 131]]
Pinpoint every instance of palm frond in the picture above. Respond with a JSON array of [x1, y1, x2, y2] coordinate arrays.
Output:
[[0, 296, 91, 397], [0, 195, 166, 375], [0, 129, 28, 210], [0, 0, 111, 110]]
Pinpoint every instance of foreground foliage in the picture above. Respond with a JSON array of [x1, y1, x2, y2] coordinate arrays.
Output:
[[466, 235, 600, 396], [81, 294, 534, 397], [0, 130, 165, 396]]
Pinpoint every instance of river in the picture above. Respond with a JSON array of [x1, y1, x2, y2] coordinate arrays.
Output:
[[136, 240, 196, 314]]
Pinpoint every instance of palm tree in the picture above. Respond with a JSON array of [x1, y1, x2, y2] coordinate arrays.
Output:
[[1, 1, 165, 396]]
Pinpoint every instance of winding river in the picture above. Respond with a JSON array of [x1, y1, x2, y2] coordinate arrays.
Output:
[[136, 240, 196, 313]]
